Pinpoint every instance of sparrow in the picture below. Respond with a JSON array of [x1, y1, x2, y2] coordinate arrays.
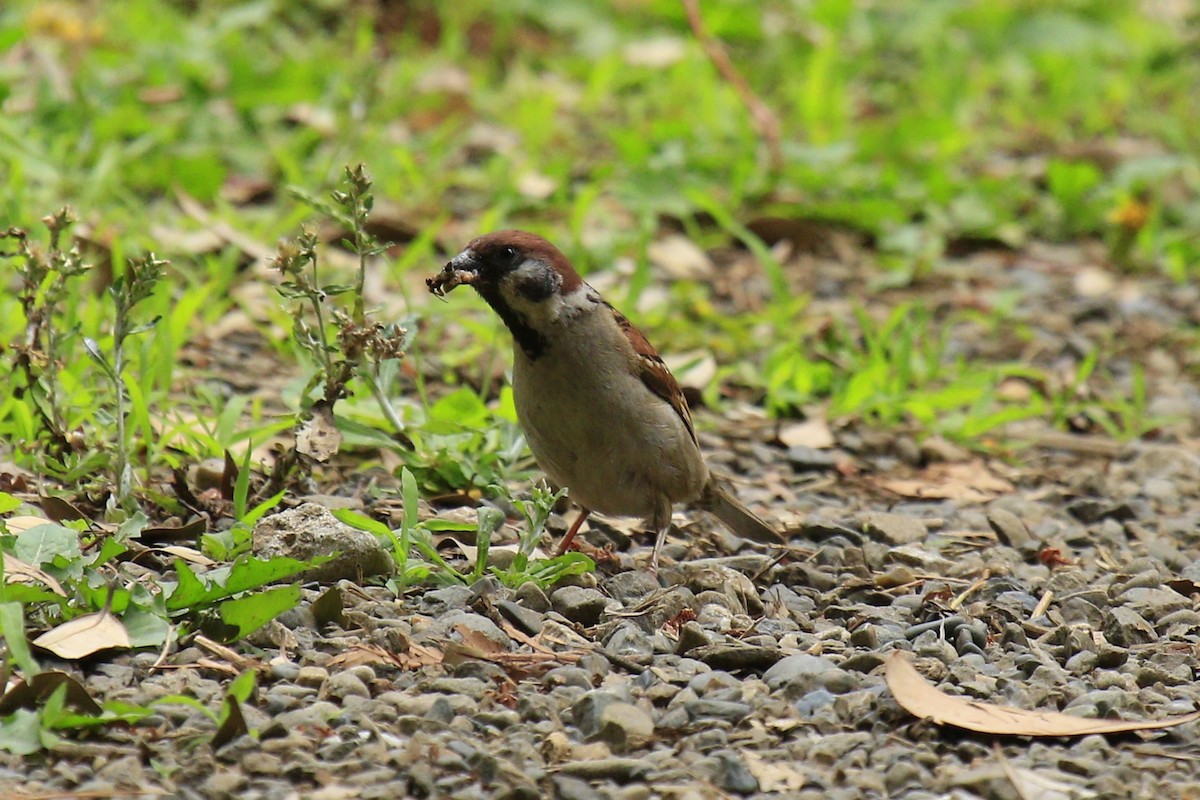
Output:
[[427, 230, 785, 568]]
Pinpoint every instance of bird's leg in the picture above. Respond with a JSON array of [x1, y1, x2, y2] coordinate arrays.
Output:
[[650, 522, 672, 574], [556, 508, 591, 555], [648, 496, 674, 573]]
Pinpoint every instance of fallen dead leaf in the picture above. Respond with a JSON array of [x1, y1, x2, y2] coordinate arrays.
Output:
[[622, 36, 687, 68], [0, 670, 102, 716], [451, 623, 506, 656], [873, 460, 1014, 503], [776, 418, 834, 449], [516, 172, 557, 200], [154, 544, 215, 566], [647, 235, 714, 281], [742, 750, 808, 792], [435, 538, 547, 567], [32, 610, 132, 660], [886, 651, 1200, 736], [3, 553, 67, 596], [327, 640, 444, 671], [2, 515, 55, 534], [296, 401, 342, 462]]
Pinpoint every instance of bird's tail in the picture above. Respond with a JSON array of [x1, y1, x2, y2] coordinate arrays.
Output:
[[699, 481, 786, 545]]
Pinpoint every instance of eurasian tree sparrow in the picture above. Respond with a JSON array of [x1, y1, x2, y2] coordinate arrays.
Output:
[[428, 230, 784, 568]]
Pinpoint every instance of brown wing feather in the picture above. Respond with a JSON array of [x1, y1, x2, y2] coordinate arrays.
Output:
[[608, 304, 697, 445]]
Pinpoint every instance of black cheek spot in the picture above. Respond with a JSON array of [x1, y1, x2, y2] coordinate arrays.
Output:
[[516, 271, 559, 302]]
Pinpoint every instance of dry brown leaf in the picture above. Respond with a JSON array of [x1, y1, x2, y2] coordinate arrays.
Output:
[[3, 515, 55, 534], [0, 670, 102, 716], [327, 641, 444, 671], [438, 539, 545, 567], [3, 553, 67, 596], [776, 418, 834, 449], [451, 623, 507, 656], [886, 651, 1200, 736], [32, 610, 131, 660], [647, 235, 714, 280], [296, 402, 342, 462], [155, 545, 215, 566], [742, 750, 808, 792], [874, 460, 1014, 503]]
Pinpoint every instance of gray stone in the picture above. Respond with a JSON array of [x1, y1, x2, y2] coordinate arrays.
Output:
[[680, 565, 764, 616], [573, 690, 623, 738], [419, 585, 474, 615], [436, 610, 512, 650], [253, 503, 394, 583], [795, 688, 837, 718], [689, 643, 781, 671], [269, 661, 300, 681], [552, 585, 611, 626], [1099, 609, 1156, 647], [551, 776, 604, 800], [640, 587, 698, 631], [543, 666, 594, 690], [514, 582, 552, 612], [819, 668, 859, 694], [787, 445, 838, 471], [324, 671, 370, 701], [676, 620, 711, 654], [497, 600, 545, 636], [1119, 587, 1189, 621], [604, 622, 655, 657], [604, 570, 661, 605], [556, 758, 652, 781], [764, 653, 838, 691], [861, 512, 927, 545], [421, 677, 489, 700], [986, 508, 1033, 547], [296, 665, 329, 688], [595, 703, 655, 751], [684, 699, 751, 723], [710, 751, 758, 794]]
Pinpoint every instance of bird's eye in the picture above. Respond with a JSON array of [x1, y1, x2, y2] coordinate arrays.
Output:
[[501, 246, 519, 261]]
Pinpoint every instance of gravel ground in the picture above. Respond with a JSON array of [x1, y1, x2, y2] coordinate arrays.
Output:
[[3, 245, 1199, 799]]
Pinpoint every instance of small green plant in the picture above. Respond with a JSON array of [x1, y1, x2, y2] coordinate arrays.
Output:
[[267, 165, 409, 493], [0, 495, 315, 656], [762, 304, 1050, 442], [199, 447, 287, 561], [3, 209, 92, 458], [336, 468, 592, 592], [84, 253, 167, 513]]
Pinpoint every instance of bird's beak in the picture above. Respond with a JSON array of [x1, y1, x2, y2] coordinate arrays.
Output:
[[427, 250, 478, 297]]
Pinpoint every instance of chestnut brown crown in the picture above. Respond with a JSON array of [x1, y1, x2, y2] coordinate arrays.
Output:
[[458, 230, 582, 294]]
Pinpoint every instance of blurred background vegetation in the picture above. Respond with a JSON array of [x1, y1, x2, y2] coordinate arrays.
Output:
[[3, 0, 1197, 273], [1, 0, 1197, 489]]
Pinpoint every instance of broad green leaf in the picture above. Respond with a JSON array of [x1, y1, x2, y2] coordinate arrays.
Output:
[[218, 585, 300, 638], [166, 556, 313, 612], [226, 670, 257, 704], [0, 493, 21, 514], [122, 607, 172, 648], [152, 694, 218, 723], [332, 509, 392, 538], [165, 560, 209, 611], [0, 602, 39, 676], [14, 523, 80, 567], [90, 537, 128, 568], [0, 708, 46, 755]]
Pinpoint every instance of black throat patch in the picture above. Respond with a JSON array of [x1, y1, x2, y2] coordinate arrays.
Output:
[[473, 284, 548, 361]]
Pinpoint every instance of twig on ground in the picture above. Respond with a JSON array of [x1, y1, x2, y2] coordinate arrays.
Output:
[[681, 0, 783, 173]]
